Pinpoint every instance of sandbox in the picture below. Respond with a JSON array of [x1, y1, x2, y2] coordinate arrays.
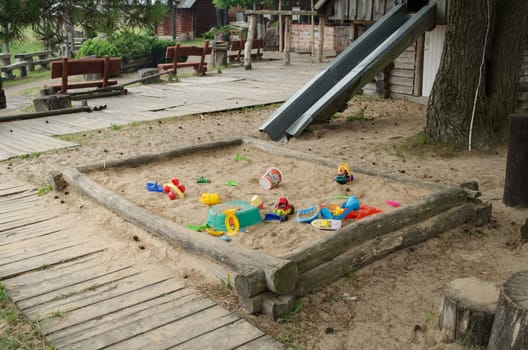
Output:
[[50, 137, 491, 319]]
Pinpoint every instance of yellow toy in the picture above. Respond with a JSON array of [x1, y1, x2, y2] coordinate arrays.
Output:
[[223, 208, 240, 235], [205, 228, 224, 236], [200, 192, 221, 205]]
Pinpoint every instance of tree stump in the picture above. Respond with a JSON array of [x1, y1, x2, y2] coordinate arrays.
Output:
[[0, 88, 5, 109], [488, 271, 528, 350], [136, 68, 160, 84], [521, 218, 528, 241], [439, 277, 499, 346], [33, 95, 72, 112]]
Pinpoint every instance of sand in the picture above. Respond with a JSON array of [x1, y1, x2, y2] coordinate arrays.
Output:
[[1, 86, 527, 349]]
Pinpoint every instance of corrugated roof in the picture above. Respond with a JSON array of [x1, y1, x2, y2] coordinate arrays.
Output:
[[178, 0, 196, 8]]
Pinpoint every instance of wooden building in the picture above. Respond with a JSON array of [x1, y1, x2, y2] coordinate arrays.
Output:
[[157, 0, 217, 39]]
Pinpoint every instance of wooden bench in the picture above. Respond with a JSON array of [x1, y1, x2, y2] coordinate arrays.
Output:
[[14, 51, 56, 71], [0, 53, 11, 66], [157, 40, 212, 76], [34, 56, 62, 70], [1, 61, 30, 80], [47, 56, 121, 93], [228, 39, 264, 63]]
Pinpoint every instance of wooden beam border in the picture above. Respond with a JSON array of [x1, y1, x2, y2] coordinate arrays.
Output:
[[50, 136, 490, 314]]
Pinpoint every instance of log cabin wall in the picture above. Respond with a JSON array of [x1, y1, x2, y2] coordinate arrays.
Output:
[[156, 0, 217, 38], [290, 24, 351, 53]]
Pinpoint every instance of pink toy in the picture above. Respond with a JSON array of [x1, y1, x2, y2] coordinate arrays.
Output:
[[386, 200, 400, 207]]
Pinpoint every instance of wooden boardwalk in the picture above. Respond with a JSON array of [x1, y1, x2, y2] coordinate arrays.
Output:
[[0, 56, 326, 160], [0, 183, 284, 350]]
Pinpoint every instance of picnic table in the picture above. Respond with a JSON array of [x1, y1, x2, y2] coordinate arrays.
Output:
[[0, 52, 29, 80], [0, 53, 11, 66], [14, 51, 59, 71]]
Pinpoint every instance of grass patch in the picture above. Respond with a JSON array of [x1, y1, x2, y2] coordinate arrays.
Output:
[[0, 283, 53, 349], [386, 131, 459, 159], [2, 70, 50, 89]]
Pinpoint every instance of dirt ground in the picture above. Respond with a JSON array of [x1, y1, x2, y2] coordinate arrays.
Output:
[[1, 81, 527, 350]]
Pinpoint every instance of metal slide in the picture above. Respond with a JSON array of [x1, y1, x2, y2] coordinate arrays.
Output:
[[259, 2, 436, 141]]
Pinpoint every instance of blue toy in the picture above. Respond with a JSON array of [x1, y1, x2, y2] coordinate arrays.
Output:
[[146, 182, 164, 192]]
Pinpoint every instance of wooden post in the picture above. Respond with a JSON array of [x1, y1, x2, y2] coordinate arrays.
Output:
[[488, 271, 528, 350], [61, 57, 68, 94], [318, 16, 325, 63], [244, 15, 257, 70], [503, 113, 528, 207], [278, 0, 283, 52], [414, 33, 425, 96], [310, 0, 315, 56], [103, 55, 109, 88], [0, 75, 5, 109], [284, 16, 291, 66]]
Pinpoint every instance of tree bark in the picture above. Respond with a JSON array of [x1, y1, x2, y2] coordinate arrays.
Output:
[[244, 15, 256, 70], [503, 113, 528, 207], [488, 271, 528, 350], [425, 0, 528, 150], [438, 277, 499, 346]]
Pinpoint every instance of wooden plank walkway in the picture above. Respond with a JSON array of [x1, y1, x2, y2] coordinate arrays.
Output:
[[0, 182, 284, 350], [0, 56, 326, 160]]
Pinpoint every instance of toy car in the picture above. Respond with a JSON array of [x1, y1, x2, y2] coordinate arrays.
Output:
[[273, 197, 295, 217]]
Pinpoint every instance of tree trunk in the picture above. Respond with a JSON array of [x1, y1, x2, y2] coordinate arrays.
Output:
[[244, 15, 256, 70], [425, 0, 528, 150], [2, 24, 9, 53], [438, 277, 499, 346], [488, 271, 528, 350]]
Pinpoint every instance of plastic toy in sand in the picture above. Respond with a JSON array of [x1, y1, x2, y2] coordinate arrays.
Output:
[[207, 200, 262, 231], [146, 182, 164, 192], [347, 205, 383, 220], [335, 163, 354, 185], [223, 208, 241, 235], [163, 179, 185, 200], [260, 167, 282, 190], [235, 153, 250, 161], [224, 180, 238, 186], [296, 205, 320, 223], [320, 195, 360, 220], [250, 195, 264, 209], [386, 200, 400, 207], [311, 219, 342, 230], [201, 192, 221, 205], [264, 198, 295, 222], [196, 176, 210, 184]]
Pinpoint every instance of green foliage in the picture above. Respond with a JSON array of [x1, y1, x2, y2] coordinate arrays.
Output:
[[76, 38, 119, 58], [202, 25, 234, 41], [0, 0, 43, 49], [37, 184, 52, 196], [77, 32, 176, 65], [220, 274, 232, 289], [0, 283, 52, 349], [345, 108, 367, 122]]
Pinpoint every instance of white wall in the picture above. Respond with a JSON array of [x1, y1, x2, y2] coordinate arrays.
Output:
[[422, 25, 446, 97]]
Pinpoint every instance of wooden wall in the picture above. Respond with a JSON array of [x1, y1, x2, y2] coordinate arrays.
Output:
[[156, 0, 217, 37], [362, 42, 417, 98], [331, 0, 406, 21]]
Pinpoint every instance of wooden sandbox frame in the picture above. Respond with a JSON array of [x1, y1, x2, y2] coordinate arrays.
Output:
[[49, 137, 492, 320]]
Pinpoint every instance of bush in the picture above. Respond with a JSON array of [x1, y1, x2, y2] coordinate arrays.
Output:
[[76, 32, 176, 64], [203, 25, 236, 41]]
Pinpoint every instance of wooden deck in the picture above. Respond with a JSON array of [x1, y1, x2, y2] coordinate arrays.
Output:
[[0, 183, 284, 349], [0, 56, 326, 161]]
